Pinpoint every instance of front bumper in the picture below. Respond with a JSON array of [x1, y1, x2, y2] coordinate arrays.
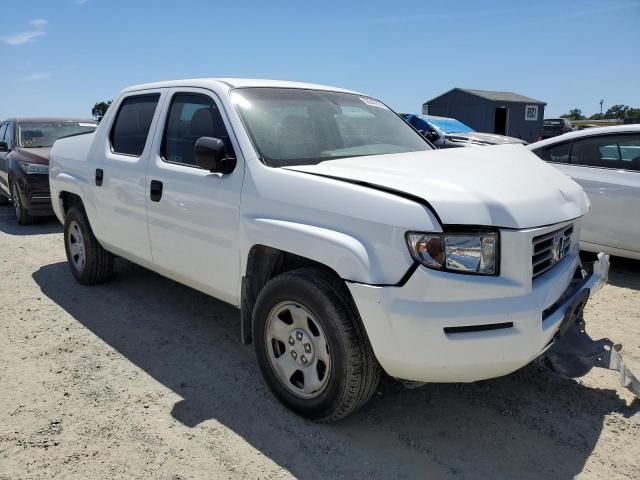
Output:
[[14, 173, 54, 216], [348, 247, 609, 384]]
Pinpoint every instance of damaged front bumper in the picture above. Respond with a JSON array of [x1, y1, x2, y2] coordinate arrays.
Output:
[[542, 253, 640, 399]]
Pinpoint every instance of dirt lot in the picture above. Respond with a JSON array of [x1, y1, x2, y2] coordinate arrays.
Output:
[[0, 206, 639, 480]]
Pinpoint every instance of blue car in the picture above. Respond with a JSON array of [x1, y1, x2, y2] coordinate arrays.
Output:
[[403, 114, 527, 148]]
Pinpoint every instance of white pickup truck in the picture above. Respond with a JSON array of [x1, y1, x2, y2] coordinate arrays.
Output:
[[49, 78, 639, 421]]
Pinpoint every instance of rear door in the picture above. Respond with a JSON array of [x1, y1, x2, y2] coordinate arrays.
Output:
[[144, 87, 244, 304], [91, 90, 165, 263], [542, 133, 640, 254]]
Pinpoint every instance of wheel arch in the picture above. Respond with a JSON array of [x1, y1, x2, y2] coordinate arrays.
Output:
[[57, 191, 100, 237], [241, 244, 357, 345], [60, 191, 85, 216]]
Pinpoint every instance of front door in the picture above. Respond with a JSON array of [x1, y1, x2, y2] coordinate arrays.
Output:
[[91, 91, 165, 263], [145, 88, 244, 305]]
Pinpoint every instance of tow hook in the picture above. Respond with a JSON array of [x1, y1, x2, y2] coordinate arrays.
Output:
[[542, 289, 640, 399]]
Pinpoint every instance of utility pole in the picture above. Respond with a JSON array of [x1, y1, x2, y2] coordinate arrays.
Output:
[[599, 99, 604, 116]]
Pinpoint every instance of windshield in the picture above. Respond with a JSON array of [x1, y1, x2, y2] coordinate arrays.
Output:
[[232, 88, 432, 167], [425, 116, 474, 134], [18, 121, 97, 148]]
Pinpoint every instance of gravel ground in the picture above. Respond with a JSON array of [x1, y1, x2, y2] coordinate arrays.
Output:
[[1, 205, 639, 480]]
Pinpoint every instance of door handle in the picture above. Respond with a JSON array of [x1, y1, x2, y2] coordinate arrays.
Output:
[[95, 168, 103, 186], [150, 180, 163, 202]]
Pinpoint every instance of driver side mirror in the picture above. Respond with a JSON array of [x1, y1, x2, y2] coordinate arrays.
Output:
[[0, 141, 8, 152], [194, 137, 236, 174]]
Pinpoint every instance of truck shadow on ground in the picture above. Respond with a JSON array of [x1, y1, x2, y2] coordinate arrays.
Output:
[[33, 260, 639, 480], [608, 256, 640, 290], [0, 206, 62, 236]]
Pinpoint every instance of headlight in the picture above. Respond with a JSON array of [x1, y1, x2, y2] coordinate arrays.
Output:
[[18, 162, 49, 174], [406, 231, 499, 275]]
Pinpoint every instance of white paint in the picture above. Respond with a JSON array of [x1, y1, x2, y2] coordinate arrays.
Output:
[[529, 125, 640, 260], [49, 78, 606, 385]]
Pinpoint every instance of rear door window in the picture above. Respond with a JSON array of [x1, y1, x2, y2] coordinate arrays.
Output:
[[570, 134, 640, 171], [0, 124, 6, 144], [110, 94, 161, 156], [618, 135, 640, 171]]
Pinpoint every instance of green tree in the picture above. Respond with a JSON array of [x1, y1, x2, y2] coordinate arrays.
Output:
[[624, 108, 640, 123], [92, 101, 112, 122], [603, 104, 628, 119], [560, 108, 585, 121]]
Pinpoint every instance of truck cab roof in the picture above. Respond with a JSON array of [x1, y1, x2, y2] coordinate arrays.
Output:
[[122, 78, 363, 95]]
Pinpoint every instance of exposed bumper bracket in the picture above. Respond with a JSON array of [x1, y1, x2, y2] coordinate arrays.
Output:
[[542, 255, 639, 399], [544, 320, 640, 399]]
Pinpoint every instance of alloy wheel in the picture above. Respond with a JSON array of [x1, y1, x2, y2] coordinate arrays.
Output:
[[11, 184, 21, 219]]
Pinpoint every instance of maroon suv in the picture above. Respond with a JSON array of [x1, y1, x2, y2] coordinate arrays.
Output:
[[0, 118, 97, 224]]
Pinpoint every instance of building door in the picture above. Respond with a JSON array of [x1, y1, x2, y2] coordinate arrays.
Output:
[[494, 107, 508, 135]]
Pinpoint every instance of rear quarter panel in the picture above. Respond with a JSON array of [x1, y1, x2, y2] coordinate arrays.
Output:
[[49, 132, 98, 224], [555, 164, 640, 255]]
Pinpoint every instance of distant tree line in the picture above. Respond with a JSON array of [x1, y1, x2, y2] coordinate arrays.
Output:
[[92, 101, 112, 122], [560, 105, 640, 123]]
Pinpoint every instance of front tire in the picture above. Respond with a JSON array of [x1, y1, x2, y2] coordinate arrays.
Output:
[[253, 268, 380, 422], [64, 207, 114, 285], [11, 183, 35, 225]]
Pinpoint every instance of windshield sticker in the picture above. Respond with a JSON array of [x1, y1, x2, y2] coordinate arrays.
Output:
[[78, 123, 97, 127], [359, 97, 387, 109]]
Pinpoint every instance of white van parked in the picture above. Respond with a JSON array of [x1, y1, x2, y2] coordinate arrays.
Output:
[[48, 79, 638, 421]]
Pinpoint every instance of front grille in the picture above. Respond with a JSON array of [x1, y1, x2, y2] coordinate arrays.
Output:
[[532, 224, 573, 278]]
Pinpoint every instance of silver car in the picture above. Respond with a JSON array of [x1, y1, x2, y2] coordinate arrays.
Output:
[[529, 125, 640, 260]]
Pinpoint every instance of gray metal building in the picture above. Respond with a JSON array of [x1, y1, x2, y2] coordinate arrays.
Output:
[[422, 88, 546, 143]]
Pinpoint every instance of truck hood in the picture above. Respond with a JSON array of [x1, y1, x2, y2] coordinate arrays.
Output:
[[284, 144, 588, 229], [445, 132, 527, 146]]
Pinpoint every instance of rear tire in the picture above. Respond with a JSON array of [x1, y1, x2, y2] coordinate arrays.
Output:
[[64, 207, 114, 285], [11, 183, 35, 225], [0, 192, 8, 206], [253, 268, 380, 422]]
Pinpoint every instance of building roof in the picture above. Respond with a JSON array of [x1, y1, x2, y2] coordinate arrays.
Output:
[[425, 88, 546, 105]]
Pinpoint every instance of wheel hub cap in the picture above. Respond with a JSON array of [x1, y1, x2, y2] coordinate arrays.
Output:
[[67, 221, 86, 271], [289, 328, 314, 366], [265, 302, 331, 399]]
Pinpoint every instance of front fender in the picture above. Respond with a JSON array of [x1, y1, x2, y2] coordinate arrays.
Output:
[[244, 218, 395, 284]]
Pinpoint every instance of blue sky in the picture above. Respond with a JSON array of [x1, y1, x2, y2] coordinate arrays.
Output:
[[1, 0, 639, 120]]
